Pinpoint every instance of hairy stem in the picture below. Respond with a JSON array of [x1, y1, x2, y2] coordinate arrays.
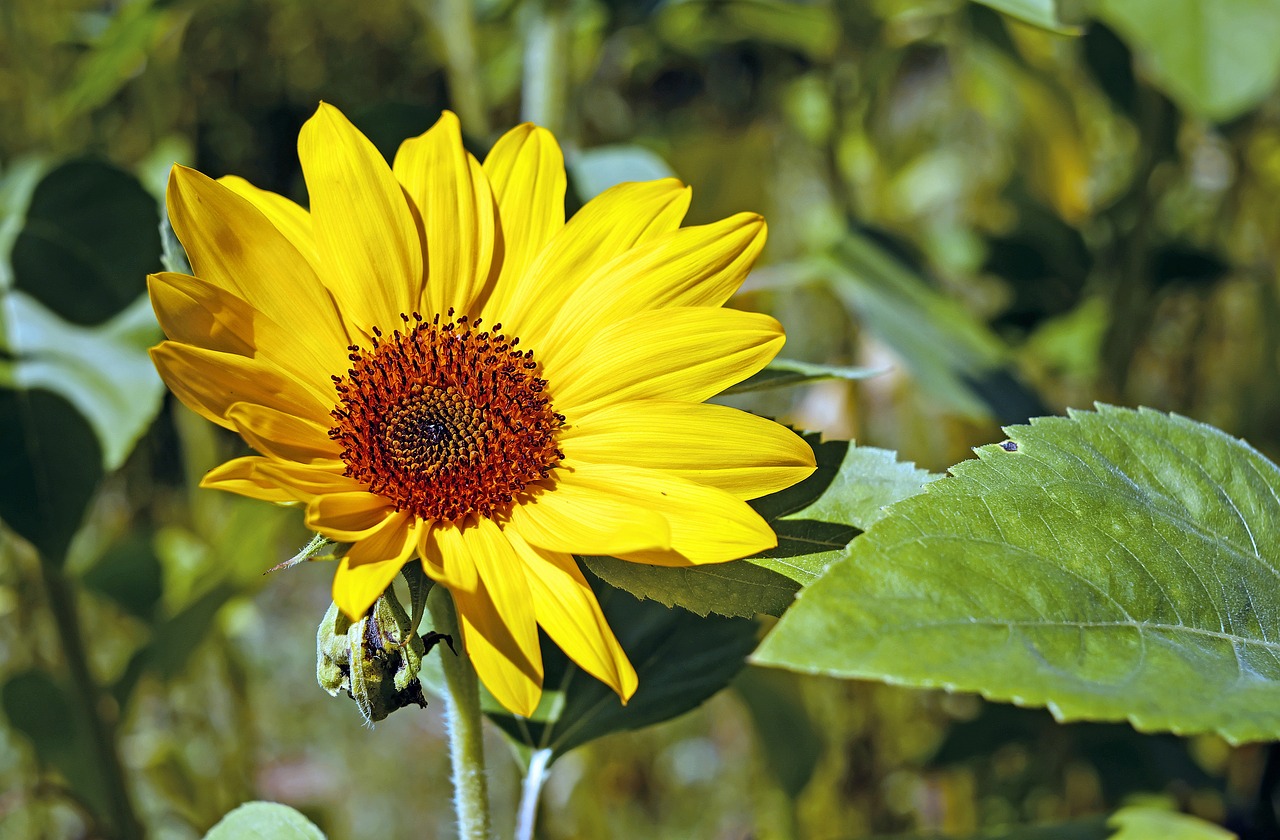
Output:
[[429, 590, 491, 840]]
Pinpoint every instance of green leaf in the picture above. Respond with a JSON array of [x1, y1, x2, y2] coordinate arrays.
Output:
[[749, 436, 939, 585], [1092, 0, 1280, 121], [1107, 806, 1234, 840], [583, 554, 798, 618], [732, 667, 821, 798], [1, 669, 111, 821], [755, 405, 1280, 744], [0, 388, 103, 565], [971, 0, 1084, 33], [722, 358, 887, 395], [80, 531, 164, 621], [11, 159, 161, 325], [484, 575, 760, 760], [0, 292, 165, 470], [203, 801, 326, 840]]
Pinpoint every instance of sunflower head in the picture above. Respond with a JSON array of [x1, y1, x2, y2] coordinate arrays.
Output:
[[149, 103, 816, 716]]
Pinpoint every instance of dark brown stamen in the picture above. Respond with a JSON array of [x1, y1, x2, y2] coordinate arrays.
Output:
[[329, 315, 564, 523]]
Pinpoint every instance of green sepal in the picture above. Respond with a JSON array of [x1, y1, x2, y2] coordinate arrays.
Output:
[[314, 569, 446, 724]]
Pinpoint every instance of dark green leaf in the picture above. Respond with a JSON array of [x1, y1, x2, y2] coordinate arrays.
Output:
[[11, 159, 160, 325], [80, 531, 164, 622], [732, 666, 821, 797], [1, 668, 111, 821], [203, 801, 326, 840], [486, 574, 760, 760], [748, 435, 939, 585], [0, 388, 103, 566], [584, 555, 798, 618], [755, 405, 1280, 743], [971, 0, 1084, 33]]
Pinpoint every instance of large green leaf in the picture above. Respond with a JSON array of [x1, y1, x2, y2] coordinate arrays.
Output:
[[1093, 0, 1280, 121], [755, 405, 1280, 743], [203, 801, 326, 840], [583, 554, 798, 618]]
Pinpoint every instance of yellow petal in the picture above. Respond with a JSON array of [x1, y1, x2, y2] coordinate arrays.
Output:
[[166, 166, 349, 362], [150, 342, 333, 429], [248, 459, 364, 501], [507, 475, 671, 556], [298, 102, 423, 334], [538, 214, 767, 371], [495, 179, 691, 344], [148, 272, 346, 397], [506, 529, 637, 702], [479, 123, 565, 316], [549, 307, 784, 411], [216, 175, 321, 276], [332, 513, 417, 619], [425, 520, 480, 592], [225, 402, 342, 464], [555, 462, 776, 566], [199, 456, 301, 503], [393, 111, 499, 316], [448, 519, 543, 716], [305, 490, 395, 540], [562, 400, 816, 500]]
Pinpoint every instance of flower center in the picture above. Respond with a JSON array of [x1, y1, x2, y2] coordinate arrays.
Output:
[[329, 312, 564, 523]]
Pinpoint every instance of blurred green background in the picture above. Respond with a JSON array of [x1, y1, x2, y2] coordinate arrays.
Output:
[[4, 0, 1280, 837]]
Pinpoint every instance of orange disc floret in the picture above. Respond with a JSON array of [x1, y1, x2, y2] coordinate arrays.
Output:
[[329, 311, 564, 523]]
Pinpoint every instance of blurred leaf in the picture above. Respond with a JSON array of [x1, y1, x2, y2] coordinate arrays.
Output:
[[755, 405, 1280, 744], [732, 666, 821, 798], [1106, 806, 1234, 840], [0, 388, 102, 566], [203, 801, 326, 840], [822, 235, 1044, 423], [484, 576, 760, 760], [749, 435, 939, 585], [583, 555, 798, 618], [1092, 0, 1280, 121], [569, 145, 677, 200], [1, 669, 110, 821], [81, 531, 164, 621], [0, 292, 164, 470], [10, 159, 161, 325], [722, 359, 887, 395], [54, 4, 180, 123], [971, 0, 1084, 33], [657, 0, 839, 60]]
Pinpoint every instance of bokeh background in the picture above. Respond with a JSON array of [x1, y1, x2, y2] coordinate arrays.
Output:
[[4, 0, 1280, 837]]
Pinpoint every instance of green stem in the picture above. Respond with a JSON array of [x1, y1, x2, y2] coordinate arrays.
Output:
[[520, 0, 570, 133], [429, 590, 491, 840], [40, 564, 144, 840], [514, 748, 552, 840]]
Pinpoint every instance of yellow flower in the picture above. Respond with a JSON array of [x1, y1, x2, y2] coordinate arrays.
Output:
[[149, 103, 816, 716]]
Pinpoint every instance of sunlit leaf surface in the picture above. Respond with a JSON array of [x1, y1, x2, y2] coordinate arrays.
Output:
[[757, 405, 1280, 743]]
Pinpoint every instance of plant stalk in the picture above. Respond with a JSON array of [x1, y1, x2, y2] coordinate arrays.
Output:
[[429, 590, 491, 840], [40, 564, 144, 840], [426, 0, 490, 137], [514, 747, 552, 840], [520, 0, 570, 134]]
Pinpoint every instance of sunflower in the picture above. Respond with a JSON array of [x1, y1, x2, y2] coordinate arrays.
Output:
[[149, 103, 816, 716]]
